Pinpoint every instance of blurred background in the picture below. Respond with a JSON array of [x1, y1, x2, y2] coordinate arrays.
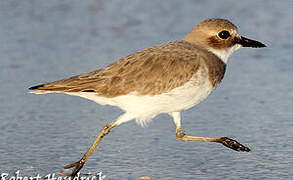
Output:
[[0, 0, 292, 179]]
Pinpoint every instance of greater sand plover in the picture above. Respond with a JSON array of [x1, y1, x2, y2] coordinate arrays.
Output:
[[29, 18, 266, 176]]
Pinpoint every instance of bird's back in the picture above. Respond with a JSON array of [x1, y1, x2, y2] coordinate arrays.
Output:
[[30, 41, 226, 98]]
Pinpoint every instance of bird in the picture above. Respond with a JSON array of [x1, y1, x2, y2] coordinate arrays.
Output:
[[29, 18, 266, 176]]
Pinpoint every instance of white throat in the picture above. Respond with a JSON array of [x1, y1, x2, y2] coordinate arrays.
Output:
[[208, 44, 242, 64]]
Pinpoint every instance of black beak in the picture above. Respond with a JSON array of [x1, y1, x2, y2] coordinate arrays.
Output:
[[237, 36, 266, 48]]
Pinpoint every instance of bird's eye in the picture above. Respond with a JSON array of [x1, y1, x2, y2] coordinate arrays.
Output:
[[218, 30, 230, 39]]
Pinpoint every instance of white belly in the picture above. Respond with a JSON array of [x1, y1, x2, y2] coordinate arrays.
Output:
[[68, 68, 214, 126]]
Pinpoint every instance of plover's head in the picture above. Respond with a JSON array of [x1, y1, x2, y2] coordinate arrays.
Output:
[[184, 18, 266, 63]]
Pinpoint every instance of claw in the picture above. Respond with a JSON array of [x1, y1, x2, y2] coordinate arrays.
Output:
[[61, 160, 85, 177], [219, 137, 250, 152]]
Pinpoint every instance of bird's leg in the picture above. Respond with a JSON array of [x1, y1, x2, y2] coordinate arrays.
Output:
[[60, 113, 134, 177], [61, 123, 116, 177], [170, 112, 250, 152], [175, 128, 250, 152]]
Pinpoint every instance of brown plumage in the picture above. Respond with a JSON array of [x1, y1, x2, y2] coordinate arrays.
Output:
[[29, 18, 266, 177], [184, 19, 238, 50], [30, 41, 225, 97]]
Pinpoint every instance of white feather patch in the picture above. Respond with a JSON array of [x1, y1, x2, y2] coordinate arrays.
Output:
[[208, 44, 242, 63], [66, 68, 214, 126]]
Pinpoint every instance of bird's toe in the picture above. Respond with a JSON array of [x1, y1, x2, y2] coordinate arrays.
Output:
[[219, 137, 250, 152]]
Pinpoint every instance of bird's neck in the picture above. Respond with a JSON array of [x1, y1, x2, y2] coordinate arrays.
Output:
[[207, 44, 242, 64]]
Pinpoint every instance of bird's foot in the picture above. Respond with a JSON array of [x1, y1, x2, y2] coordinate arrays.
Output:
[[218, 137, 250, 152], [60, 159, 85, 177]]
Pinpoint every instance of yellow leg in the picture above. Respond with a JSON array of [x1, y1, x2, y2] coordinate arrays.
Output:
[[175, 128, 250, 152], [60, 113, 134, 177], [170, 112, 250, 152], [62, 123, 115, 177]]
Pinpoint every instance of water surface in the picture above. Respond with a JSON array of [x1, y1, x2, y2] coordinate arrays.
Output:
[[0, 0, 292, 179]]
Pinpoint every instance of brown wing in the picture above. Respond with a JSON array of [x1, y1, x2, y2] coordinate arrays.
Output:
[[30, 41, 203, 97]]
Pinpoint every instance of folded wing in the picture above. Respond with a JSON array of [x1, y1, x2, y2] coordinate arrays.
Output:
[[29, 41, 202, 97]]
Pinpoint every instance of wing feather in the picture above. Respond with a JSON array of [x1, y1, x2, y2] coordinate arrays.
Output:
[[30, 41, 204, 97]]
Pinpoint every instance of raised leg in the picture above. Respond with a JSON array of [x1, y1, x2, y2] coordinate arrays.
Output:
[[170, 112, 250, 152], [60, 113, 134, 177]]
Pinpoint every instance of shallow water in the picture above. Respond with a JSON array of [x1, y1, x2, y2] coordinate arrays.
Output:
[[0, 0, 292, 179]]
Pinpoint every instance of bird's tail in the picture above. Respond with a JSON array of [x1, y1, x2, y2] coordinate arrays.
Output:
[[28, 84, 57, 94]]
